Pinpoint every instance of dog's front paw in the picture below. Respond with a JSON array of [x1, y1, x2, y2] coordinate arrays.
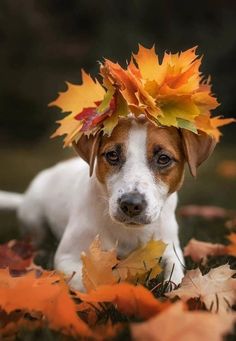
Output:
[[68, 272, 85, 292], [164, 261, 184, 286]]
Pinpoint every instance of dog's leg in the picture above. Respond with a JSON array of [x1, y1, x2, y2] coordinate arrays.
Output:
[[158, 194, 185, 285], [162, 240, 185, 286], [54, 221, 95, 291]]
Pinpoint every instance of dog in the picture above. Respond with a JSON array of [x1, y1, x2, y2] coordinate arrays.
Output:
[[0, 116, 216, 290]]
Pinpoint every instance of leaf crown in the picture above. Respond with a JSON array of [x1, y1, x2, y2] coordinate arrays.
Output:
[[50, 45, 234, 146]]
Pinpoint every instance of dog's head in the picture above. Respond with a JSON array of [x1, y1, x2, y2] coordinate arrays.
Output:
[[73, 117, 216, 227]]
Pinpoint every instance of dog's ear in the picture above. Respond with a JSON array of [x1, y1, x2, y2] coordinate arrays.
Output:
[[181, 129, 217, 177], [72, 132, 102, 177]]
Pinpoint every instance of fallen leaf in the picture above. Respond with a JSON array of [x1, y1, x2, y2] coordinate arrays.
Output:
[[77, 282, 168, 319], [184, 238, 226, 262], [226, 233, 236, 257], [167, 264, 236, 313], [178, 205, 236, 220], [116, 239, 167, 281], [81, 236, 166, 291], [131, 302, 236, 341], [0, 269, 91, 337], [81, 236, 118, 292], [0, 240, 34, 271], [217, 160, 236, 179]]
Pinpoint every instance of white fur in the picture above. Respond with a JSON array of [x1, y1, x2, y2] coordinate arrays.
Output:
[[108, 121, 169, 224], [1, 122, 184, 290]]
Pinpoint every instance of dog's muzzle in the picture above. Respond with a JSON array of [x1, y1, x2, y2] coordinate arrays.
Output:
[[115, 191, 150, 225]]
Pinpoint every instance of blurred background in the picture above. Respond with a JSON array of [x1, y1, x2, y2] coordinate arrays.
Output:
[[0, 0, 235, 245]]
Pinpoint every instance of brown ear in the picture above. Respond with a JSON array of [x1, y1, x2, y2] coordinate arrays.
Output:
[[72, 132, 102, 177], [181, 129, 217, 177]]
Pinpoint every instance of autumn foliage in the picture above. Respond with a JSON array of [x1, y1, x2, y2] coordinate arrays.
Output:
[[50, 45, 235, 147], [0, 229, 236, 340]]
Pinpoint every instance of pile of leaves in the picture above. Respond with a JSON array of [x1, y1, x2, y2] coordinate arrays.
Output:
[[0, 228, 236, 340], [50, 45, 235, 147]]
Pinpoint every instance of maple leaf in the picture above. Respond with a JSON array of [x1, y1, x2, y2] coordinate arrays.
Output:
[[131, 302, 236, 341], [50, 44, 235, 147], [195, 113, 235, 142], [116, 239, 167, 281], [81, 236, 118, 292], [81, 236, 166, 291], [0, 240, 34, 272], [184, 238, 226, 263], [226, 233, 236, 257], [77, 282, 168, 319], [167, 264, 236, 313], [50, 70, 105, 146], [0, 269, 91, 337]]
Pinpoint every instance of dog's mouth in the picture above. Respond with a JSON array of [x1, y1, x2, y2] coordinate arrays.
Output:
[[111, 212, 152, 227]]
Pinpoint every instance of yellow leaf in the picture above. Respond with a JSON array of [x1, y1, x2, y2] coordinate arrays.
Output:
[[49, 70, 105, 116], [81, 236, 167, 291], [195, 113, 235, 142], [50, 70, 105, 145], [81, 236, 118, 292], [133, 44, 164, 83], [158, 100, 200, 127], [102, 93, 129, 136], [115, 240, 167, 281]]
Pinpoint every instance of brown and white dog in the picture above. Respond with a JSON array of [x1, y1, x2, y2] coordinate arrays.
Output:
[[0, 116, 216, 289]]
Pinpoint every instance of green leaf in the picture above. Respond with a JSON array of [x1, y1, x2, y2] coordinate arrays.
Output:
[[177, 118, 198, 133]]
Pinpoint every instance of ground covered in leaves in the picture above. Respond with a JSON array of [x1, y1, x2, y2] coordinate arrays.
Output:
[[0, 145, 236, 340]]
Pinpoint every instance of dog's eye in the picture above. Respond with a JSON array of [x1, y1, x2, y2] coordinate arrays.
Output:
[[105, 150, 120, 165], [156, 154, 172, 167]]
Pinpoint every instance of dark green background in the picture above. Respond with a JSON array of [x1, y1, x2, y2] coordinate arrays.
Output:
[[0, 0, 235, 244]]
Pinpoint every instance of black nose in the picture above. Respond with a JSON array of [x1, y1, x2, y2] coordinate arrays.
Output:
[[119, 192, 147, 217]]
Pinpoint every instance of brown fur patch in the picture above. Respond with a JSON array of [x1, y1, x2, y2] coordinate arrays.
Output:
[[96, 118, 132, 184], [146, 124, 185, 193]]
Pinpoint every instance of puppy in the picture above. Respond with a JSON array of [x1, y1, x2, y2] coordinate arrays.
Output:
[[0, 117, 216, 289]]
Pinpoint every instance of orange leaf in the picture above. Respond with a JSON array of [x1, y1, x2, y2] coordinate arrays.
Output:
[[0, 269, 91, 337], [77, 283, 168, 319], [50, 70, 105, 146], [184, 238, 226, 262], [81, 236, 118, 291], [131, 302, 236, 341], [81, 236, 166, 291], [226, 233, 236, 257]]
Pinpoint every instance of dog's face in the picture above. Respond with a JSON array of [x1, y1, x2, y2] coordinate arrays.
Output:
[[74, 117, 216, 227]]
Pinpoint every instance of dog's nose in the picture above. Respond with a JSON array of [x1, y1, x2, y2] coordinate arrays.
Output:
[[119, 192, 147, 217]]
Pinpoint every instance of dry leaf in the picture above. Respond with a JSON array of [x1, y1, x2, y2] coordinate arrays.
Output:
[[77, 282, 168, 319], [184, 238, 226, 262], [131, 302, 236, 341], [81, 236, 118, 292], [50, 44, 235, 147], [0, 240, 34, 271], [179, 204, 236, 220], [116, 239, 166, 280], [167, 264, 236, 313], [81, 236, 166, 291], [217, 160, 236, 179], [226, 233, 236, 257], [0, 269, 91, 337]]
